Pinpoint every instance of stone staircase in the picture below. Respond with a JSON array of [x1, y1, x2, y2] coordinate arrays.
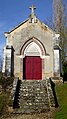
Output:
[[12, 79, 55, 113]]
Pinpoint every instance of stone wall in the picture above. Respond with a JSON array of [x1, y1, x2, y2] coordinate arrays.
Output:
[[6, 20, 54, 78]]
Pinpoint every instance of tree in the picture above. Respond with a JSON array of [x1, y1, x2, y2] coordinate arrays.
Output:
[[0, 49, 3, 72], [53, 0, 67, 64]]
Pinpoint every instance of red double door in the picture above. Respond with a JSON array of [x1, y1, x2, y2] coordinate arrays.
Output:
[[23, 56, 42, 80]]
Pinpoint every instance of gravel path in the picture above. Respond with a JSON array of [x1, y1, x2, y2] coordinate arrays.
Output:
[[0, 112, 53, 119]]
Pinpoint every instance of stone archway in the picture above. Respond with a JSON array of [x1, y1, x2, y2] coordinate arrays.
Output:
[[23, 42, 42, 80], [20, 37, 46, 80], [21, 37, 46, 57]]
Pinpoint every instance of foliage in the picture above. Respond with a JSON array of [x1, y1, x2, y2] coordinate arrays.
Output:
[[0, 93, 10, 115], [63, 62, 67, 82], [53, 83, 67, 119], [0, 74, 14, 115], [63, 61, 67, 74], [0, 76, 14, 91], [0, 94, 5, 114], [8, 99, 13, 107]]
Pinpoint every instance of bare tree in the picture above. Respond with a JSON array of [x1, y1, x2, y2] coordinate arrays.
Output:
[[0, 49, 3, 72], [53, 0, 67, 64]]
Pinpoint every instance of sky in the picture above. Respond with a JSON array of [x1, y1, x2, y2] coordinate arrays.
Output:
[[0, 0, 67, 54]]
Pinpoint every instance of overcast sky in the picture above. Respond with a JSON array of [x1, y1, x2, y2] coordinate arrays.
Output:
[[0, 0, 67, 53]]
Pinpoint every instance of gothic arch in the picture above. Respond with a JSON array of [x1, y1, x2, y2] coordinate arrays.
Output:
[[20, 37, 46, 58]]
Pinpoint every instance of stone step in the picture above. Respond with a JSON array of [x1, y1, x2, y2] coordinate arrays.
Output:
[[13, 79, 55, 113], [14, 79, 55, 113]]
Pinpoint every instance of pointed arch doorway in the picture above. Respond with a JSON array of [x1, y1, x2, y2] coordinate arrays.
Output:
[[23, 41, 43, 80]]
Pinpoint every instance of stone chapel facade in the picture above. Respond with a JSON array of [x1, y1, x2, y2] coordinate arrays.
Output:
[[2, 5, 62, 79]]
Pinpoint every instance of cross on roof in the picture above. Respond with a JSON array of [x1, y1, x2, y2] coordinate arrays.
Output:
[[29, 4, 36, 14]]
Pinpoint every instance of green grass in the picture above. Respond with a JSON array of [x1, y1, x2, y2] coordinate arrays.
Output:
[[0, 94, 6, 114], [0, 92, 10, 115], [53, 82, 67, 119]]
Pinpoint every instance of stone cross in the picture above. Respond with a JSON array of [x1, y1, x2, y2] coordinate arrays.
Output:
[[29, 4, 36, 14]]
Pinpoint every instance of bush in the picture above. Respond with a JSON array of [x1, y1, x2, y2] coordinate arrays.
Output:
[[63, 62, 67, 82], [0, 94, 7, 115], [0, 75, 14, 116], [0, 77, 14, 92], [63, 61, 67, 74]]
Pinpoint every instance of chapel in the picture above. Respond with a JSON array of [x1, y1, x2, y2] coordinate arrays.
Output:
[[2, 5, 60, 113], [2, 5, 62, 79]]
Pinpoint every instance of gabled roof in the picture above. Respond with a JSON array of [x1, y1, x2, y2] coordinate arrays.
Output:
[[5, 18, 29, 34], [5, 17, 56, 36], [4, 4, 56, 35]]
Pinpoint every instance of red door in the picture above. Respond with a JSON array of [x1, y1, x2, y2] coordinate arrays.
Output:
[[23, 56, 42, 80]]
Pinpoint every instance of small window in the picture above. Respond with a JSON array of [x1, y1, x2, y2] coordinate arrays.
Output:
[[31, 18, 34, 23]]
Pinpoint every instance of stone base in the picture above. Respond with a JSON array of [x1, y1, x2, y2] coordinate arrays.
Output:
[[12, 79, 56, 114]]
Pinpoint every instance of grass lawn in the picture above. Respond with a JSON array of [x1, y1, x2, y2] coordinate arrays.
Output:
[[0, 93, 6, 114], [0, 92, 10, 116], [53, 82, 67, 119]]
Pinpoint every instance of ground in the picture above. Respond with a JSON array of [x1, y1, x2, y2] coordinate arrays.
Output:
[[0, 80, 67, 119], [53, 81, 67, 119], [0, 112, 53, 119]]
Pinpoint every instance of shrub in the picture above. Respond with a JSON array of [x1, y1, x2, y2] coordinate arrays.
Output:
[[0, 94, 7, 115], [0, 77, 14, 92], [63, 61, 67, 74], [63, 62, 67, 82]]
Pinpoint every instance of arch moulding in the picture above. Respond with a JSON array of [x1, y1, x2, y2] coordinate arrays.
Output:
[[20, 37, 47, 58]]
